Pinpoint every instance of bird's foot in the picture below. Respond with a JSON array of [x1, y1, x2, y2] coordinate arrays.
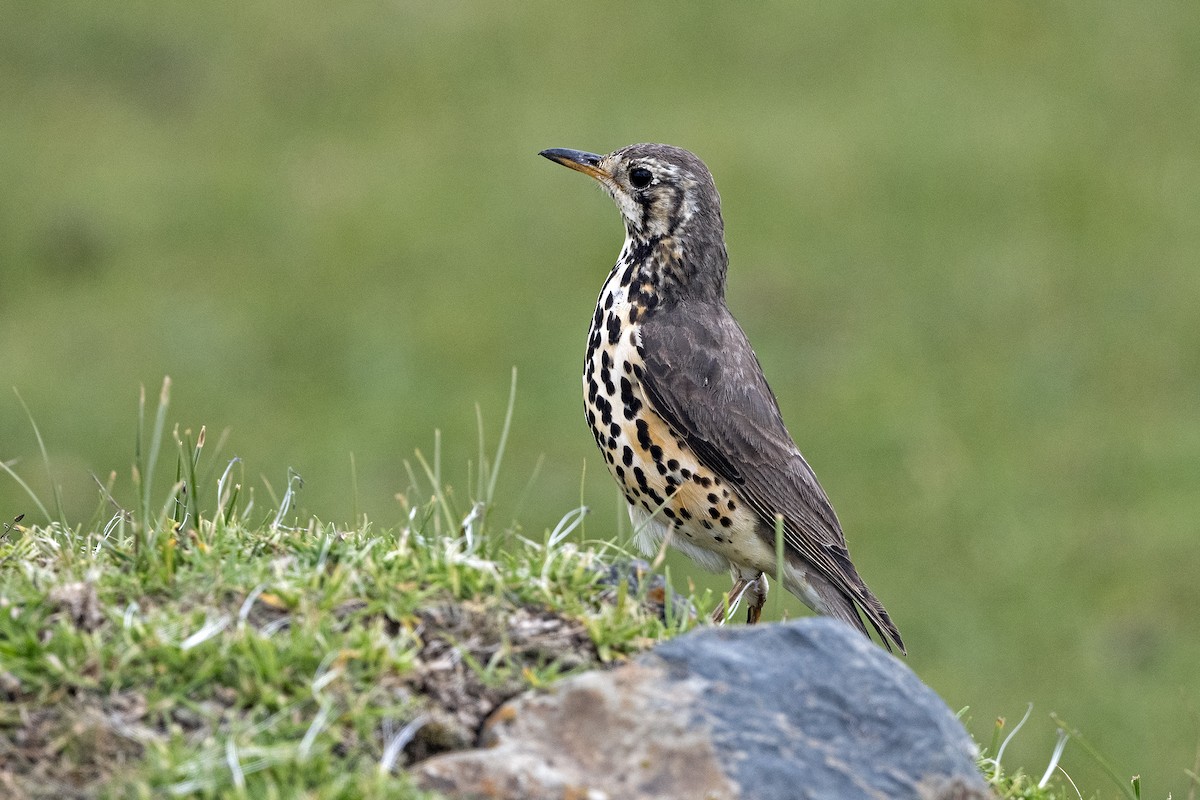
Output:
[[711, 573, 769, 625], [744, 572, 768, 624]]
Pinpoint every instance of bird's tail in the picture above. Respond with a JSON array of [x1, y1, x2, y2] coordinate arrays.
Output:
[[788, 567, 906, 655], [830, 581, 905, 655]]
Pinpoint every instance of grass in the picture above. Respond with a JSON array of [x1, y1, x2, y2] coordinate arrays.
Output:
[[1, 382, 1176, 800], [0, 381, 699, 798], [977, 706, 1138, 800], [0, 519, 683, 799]]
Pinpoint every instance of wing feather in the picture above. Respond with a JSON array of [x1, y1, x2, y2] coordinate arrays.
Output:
[[637, 301, 904, 652]]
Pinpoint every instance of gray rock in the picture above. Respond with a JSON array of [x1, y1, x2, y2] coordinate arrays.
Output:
[[593, 557, 696, 623], [414, 618, 993, 800]]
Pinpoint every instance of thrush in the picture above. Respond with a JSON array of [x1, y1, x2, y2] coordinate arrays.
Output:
[[539, 143, 904, 653]]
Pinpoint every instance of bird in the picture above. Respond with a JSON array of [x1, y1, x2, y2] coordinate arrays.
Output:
[[539, 143, 904, 653]]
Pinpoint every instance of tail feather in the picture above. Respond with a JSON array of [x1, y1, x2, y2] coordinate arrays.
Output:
[[857, 588, 906, 655], [792, 569, 906, 655]]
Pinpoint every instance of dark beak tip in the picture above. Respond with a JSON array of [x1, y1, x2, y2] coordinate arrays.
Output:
[[539, 147, 603, 168]]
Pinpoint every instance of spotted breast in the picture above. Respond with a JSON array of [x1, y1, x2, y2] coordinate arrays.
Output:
[[584, 240, 776, 580]]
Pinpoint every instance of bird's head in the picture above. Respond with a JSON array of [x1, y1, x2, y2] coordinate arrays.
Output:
[[539, 143, 725, 243]]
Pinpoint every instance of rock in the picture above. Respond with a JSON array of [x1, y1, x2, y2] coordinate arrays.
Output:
[[593, 557, 696, 623], [414, 618, 992, 800]]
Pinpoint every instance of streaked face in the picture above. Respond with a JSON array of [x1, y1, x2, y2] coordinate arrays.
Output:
[[540, 144, 720, 239]]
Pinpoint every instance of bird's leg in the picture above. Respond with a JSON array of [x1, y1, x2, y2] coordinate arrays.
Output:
[[711, 572, 768, 625], [743, 572, 768, 624], [711, 577, 749, 625]]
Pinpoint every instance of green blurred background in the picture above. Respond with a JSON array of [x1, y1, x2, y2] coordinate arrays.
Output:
[[3, 1, 1198, 794]]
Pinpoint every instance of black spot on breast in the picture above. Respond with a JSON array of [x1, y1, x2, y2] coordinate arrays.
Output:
[[720, 516, 733, 528], [609, 422, 621, 438], [667, 459, 679, 471], [726, 500, 736, 511], [599, 353, 615, 393], [678, 508, 692, 520], [707, 507, 720, 520], [604, 292, 614, 309], [635, 418, 652, 451], [606, 313, 621, 345], [680, 468, 692, 479], [595, 395, 612, 425], [663, 508, 676, 520], [707, 493, 719, 504], [614, 465, 625, 481], [622, 446, 633, 467], [628, 306, 640, 324], [633, 466, 648, 490], [620, 377, 642, 419]]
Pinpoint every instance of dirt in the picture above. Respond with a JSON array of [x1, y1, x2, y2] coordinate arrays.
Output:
[[0, 693, 149, 800], [402, 601, 600, 763]]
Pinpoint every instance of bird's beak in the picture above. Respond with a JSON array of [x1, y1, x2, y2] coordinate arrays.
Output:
[[539, 148, 609, 180]]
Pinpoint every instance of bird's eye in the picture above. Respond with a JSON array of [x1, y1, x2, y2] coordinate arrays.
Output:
[[629, 167, 653, 189]]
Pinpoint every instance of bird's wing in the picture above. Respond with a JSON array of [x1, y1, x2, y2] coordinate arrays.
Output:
[[636, 301, 847, 555], [636, 301, 903, 649]]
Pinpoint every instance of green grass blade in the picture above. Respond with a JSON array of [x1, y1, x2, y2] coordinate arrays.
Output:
[[0, 458, 51, 522], [142, 377, 172, 528], [12, 388, 67, 525], [483, 367, 518, 507], [1051, 713, 1139, 800]]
